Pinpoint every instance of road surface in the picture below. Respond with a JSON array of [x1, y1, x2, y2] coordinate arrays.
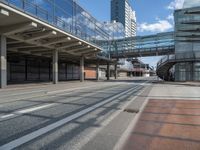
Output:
[[0, 77, 153, 150]]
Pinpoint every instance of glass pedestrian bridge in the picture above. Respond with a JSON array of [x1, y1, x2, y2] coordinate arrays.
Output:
[[105, 32, 175, 58], [0, 0, 175, 59]]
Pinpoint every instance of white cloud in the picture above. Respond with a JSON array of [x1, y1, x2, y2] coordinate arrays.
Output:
[[167, 14, 174, 21], [183, 0, 200, 8], [138, 20, 173, 33], [167, 0, 184, 10]]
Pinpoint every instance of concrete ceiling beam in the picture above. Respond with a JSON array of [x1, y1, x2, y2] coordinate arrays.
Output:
[[81, 51, 99, 57], [42, 36, 72, 46], [7, 43, 36, 50], [26, 30, 57, 41], [6, 34, 54, 50], [0, 22, 37, 35], [18, 47, 48, 52], [0, 8, 9, 16], [8, 48, 31, 54], [7, 40, 21, 44], [56, 41, 82, 49], [40, 51, 54, 55], [65, 45, 89, 53], [31, 49, 52, 54], [79, 49, 98, 55]]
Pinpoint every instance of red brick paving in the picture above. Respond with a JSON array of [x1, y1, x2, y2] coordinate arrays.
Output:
[[122, 99, 200, 150]]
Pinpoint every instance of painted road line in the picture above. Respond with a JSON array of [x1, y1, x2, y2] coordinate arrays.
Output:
[[0, 114, 15, 119], [57, 84, 125, 96], [46, 85, 101, 94], [5, 84, 112, 98], [0, 86, 140, 150], [0, 90, 46, 98], [0, 84, 124, 120], [73, 86, 146, 150], [0, 83, 120, 106], [46, 83, 121, 95], [0, 104, 55, 120], [0, 85, 48, 92], [17, 104, 55, 114]]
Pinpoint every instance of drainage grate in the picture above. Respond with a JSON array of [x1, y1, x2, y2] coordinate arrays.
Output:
[[124, 108, 140, 113]]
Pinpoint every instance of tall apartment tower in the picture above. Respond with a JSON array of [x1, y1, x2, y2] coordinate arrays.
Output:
[[111, 0, 136, 37]]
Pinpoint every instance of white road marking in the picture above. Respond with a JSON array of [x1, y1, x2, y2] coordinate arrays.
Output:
[[47, 86, 96, 94], [0, 83, 120, 109], [71, 86, 144, 150], [0, 90, 45, 98], [0, 85, 48, 92], [17, 104, 55, 114], [47, 83, 121, 95], [0, 83, 122, 120], [114, 88, 150, 150], [0, 86, 139, 150], [0, 104, 55, 119], [0, 114, 14, 119]]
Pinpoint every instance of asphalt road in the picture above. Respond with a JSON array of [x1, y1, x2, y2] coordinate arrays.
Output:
[[0, 78, 152, 150]]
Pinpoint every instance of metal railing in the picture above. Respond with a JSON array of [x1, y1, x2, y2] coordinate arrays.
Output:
[[114, 45, 175, 54], [106, 32, 175, 57], [1, 0, 109, 48], [157, 51, 200, 68]]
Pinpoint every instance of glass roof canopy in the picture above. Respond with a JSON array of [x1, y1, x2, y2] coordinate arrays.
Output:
[[2, 0, 124, 47], [2, 0, 175, 58]]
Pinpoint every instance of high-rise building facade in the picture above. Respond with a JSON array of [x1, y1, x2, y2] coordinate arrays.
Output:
[[174, 0, 200, 81], [111, 0, 136, 37]]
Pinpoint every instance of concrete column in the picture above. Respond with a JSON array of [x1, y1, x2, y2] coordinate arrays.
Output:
[[114, 64, 117, 79], [53, 49, 58, 84], [107, 62, 110, 80], [96, 62, 100, 81], [80, 56, 84, 82], [0, 35, 7, 88]]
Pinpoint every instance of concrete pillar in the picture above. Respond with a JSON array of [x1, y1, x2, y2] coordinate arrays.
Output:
[[80, 56, 84, 82], [107, 62, 110, 80], [114, 64, 117, 79], [53, 49, 58, 84], [96, 62, 100, 81], [0, 35, 7, 88]]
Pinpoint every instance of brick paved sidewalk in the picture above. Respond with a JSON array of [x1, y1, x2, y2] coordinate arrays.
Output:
[[121, 99, 200, 150]]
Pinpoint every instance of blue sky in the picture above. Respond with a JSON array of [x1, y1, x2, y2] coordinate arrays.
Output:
[[77, 0, 185, 35], [77, 0, 185, 67]]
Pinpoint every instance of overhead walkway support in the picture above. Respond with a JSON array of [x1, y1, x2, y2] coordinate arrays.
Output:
[[157, 52, 200, 81]]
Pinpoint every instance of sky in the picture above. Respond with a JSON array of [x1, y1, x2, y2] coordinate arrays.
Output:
[[77, 0, 185, 67]]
